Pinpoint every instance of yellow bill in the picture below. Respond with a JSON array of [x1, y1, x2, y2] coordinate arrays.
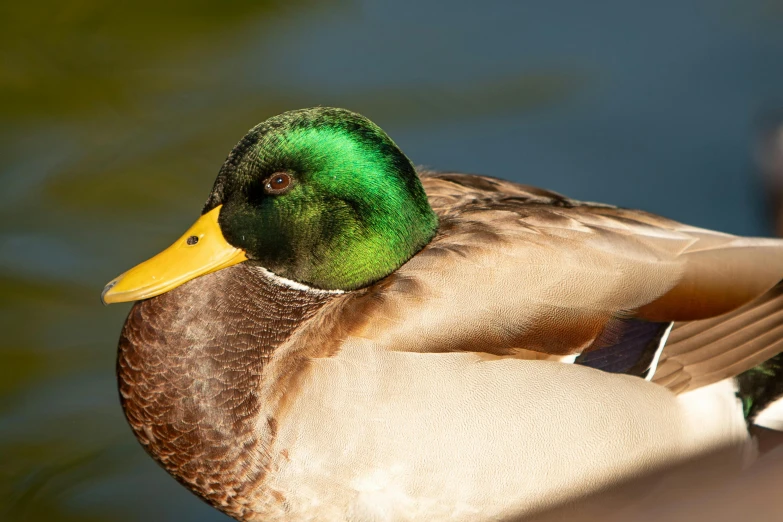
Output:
[[101, 205, 247, 304]]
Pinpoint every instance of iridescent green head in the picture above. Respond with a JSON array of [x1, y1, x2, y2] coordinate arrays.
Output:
[[204, 107, 438, 291]]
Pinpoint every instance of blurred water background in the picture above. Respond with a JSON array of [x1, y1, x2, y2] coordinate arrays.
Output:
[[2, 1, 783, 520]]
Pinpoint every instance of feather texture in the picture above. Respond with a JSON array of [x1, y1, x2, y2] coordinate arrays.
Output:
[[346, 172, 783, 369], [116, 170, 783, 521]]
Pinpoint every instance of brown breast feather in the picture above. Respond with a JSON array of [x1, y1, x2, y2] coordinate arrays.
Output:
[[117, 263, 337, 519]]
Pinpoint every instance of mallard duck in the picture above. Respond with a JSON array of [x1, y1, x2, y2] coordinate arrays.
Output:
[[103, 108, 783, 522]]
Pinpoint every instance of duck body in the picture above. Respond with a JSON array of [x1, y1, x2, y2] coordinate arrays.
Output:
[[106, 109, 783, 521], [118, 262, 748, 522]]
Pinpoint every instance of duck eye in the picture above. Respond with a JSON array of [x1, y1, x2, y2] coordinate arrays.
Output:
[[265, 172, 292, 194]]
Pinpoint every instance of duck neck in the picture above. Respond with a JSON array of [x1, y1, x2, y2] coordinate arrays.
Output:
[[116, 263, 336, 519]]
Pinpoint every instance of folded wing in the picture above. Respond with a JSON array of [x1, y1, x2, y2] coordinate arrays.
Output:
[[346, 172, 783, 390]]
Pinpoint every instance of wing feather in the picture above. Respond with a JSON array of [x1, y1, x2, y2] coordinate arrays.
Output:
[[346, 172, 783, 390], [654, 284, 783, 392]]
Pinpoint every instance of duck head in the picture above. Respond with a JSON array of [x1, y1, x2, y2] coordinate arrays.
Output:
[[102, 107, 438, 302]]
